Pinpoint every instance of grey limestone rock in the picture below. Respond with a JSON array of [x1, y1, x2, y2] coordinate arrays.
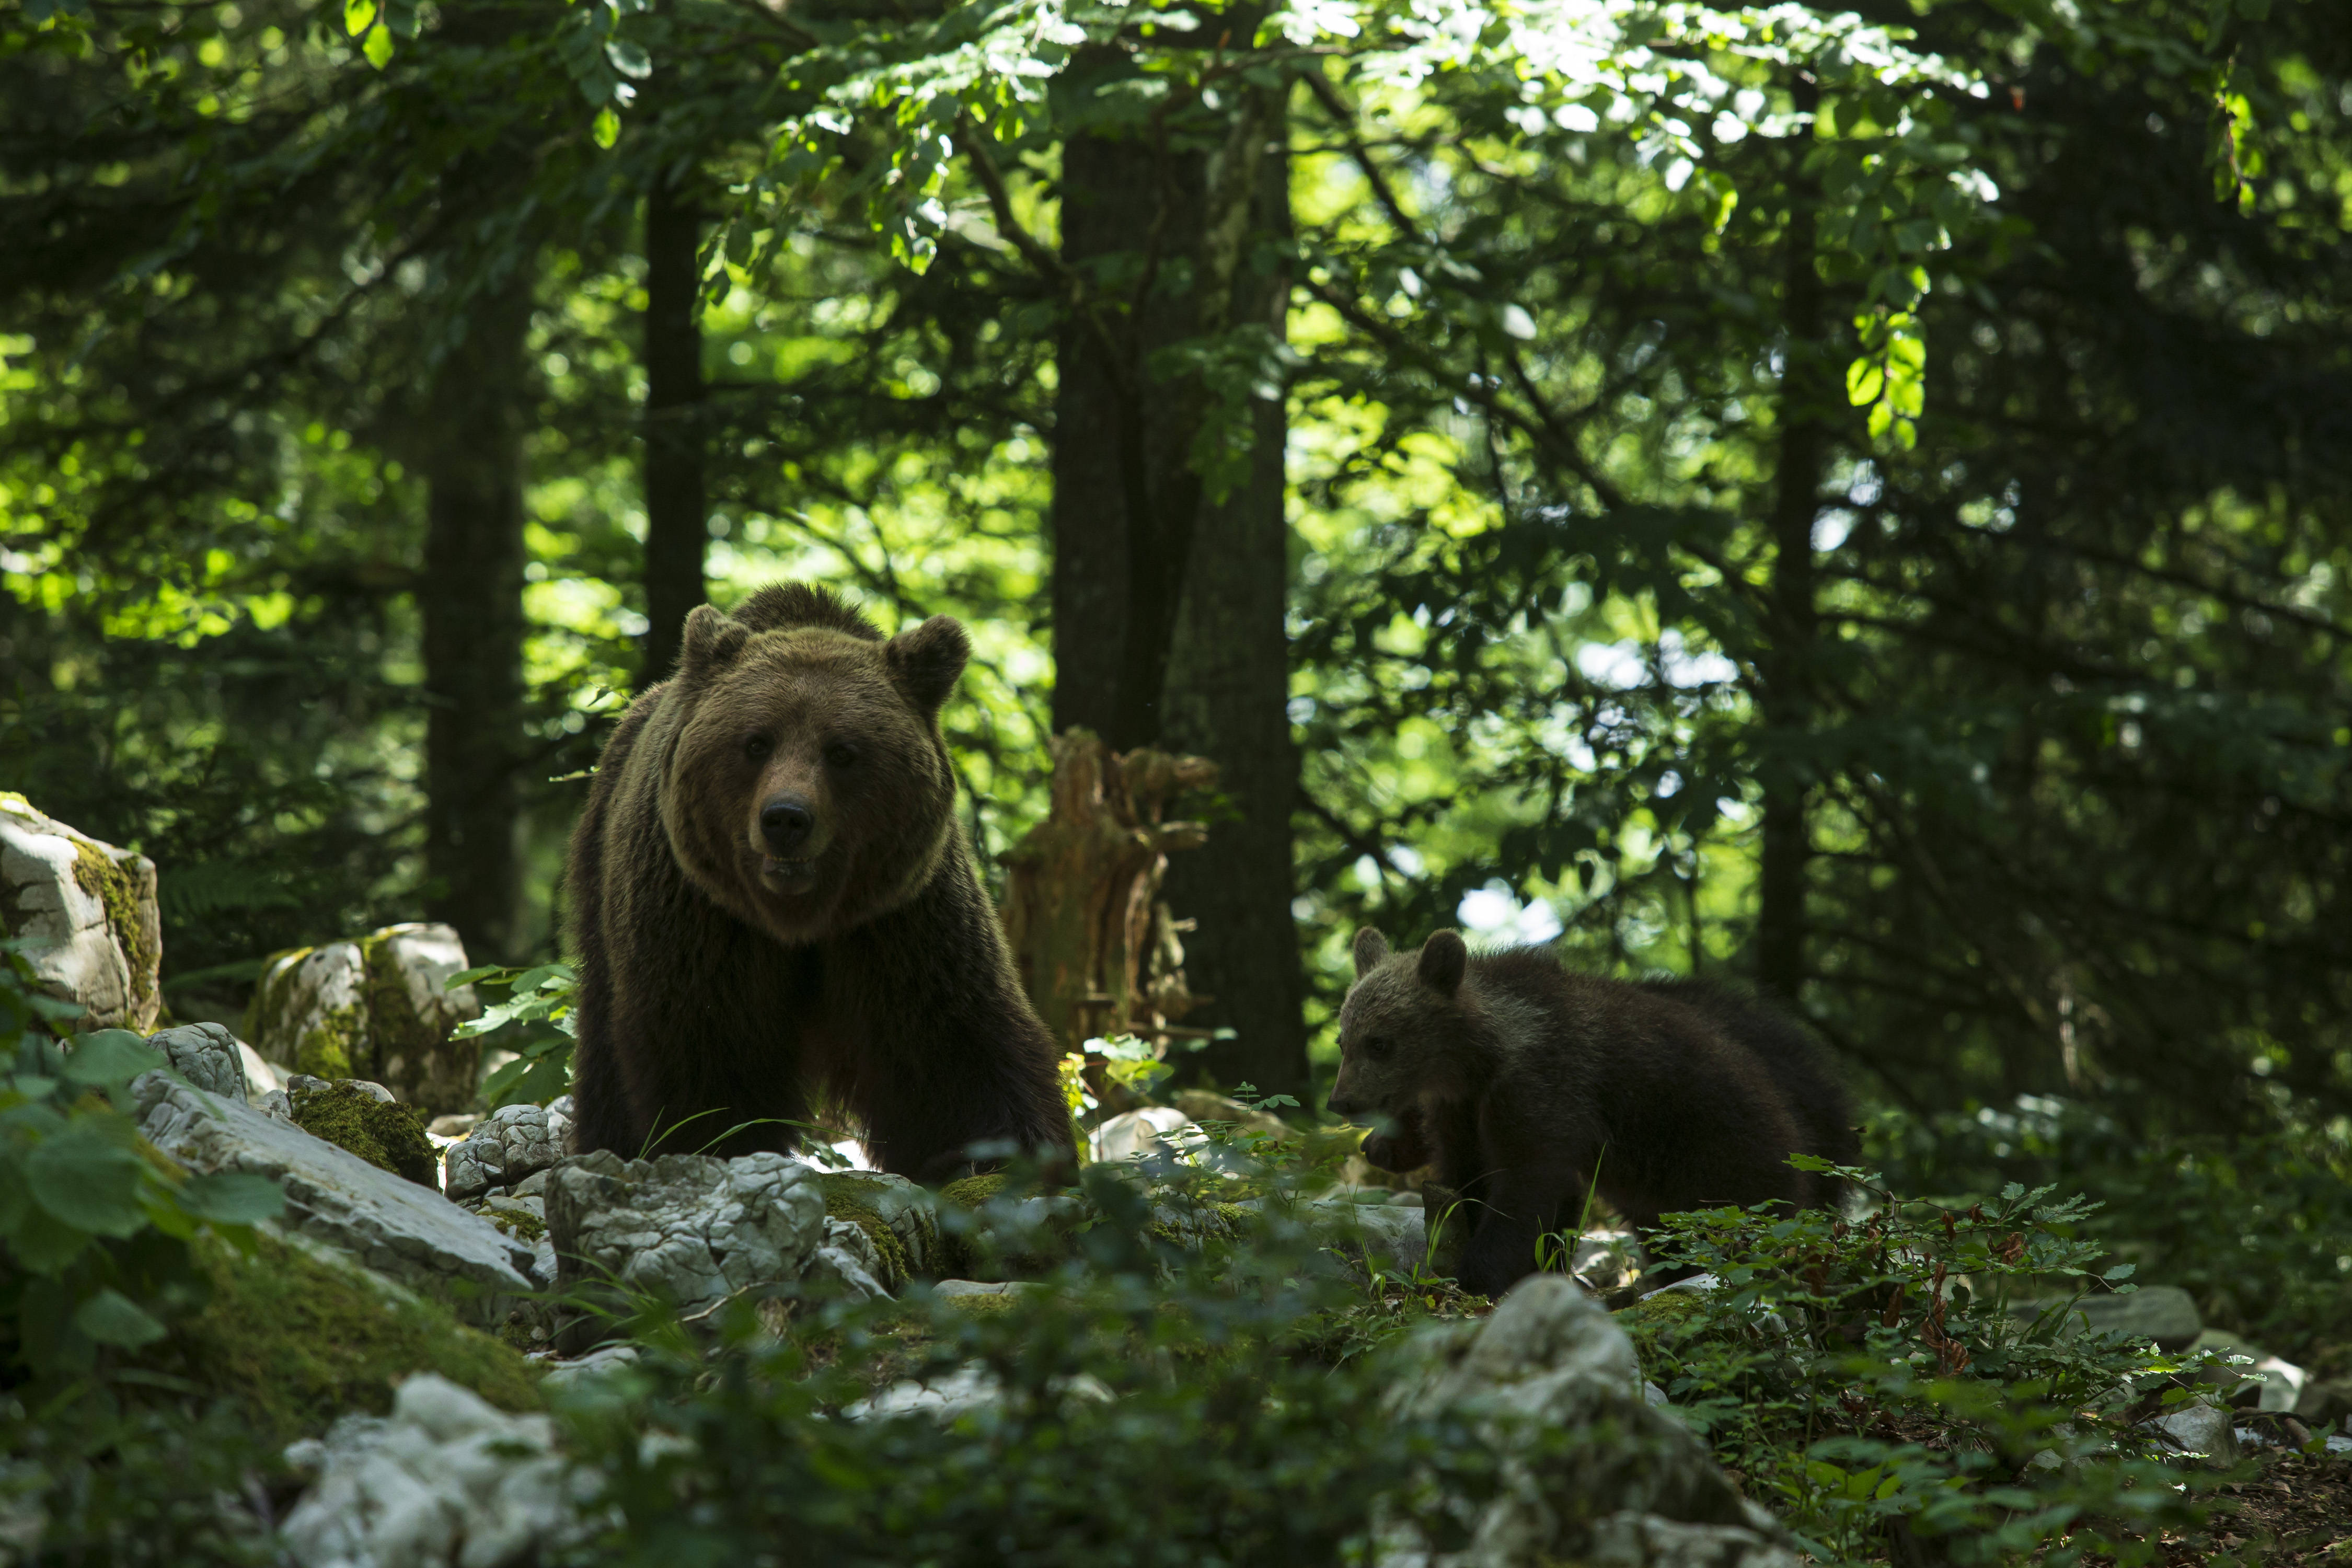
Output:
[[544, 1149, 837, 1324], [2019, 1284, 2202, 1350], [0, 796, 162, 1033], [445, 1102, 570, 1204], [538, 1345, 640, 1398], [808, 1216, 893, 1301], [1585, 1511, 1802, 1568], [2146, 1399, 2241, 1468], [143, 1022, 250, 1101], [134, 1074, 534, 1321], [280, 1374, 588, 1568], [1377, 1276, 1794, 1568]]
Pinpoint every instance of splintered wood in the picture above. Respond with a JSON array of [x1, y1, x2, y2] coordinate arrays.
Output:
[[1000, 729, 1216, 1076]]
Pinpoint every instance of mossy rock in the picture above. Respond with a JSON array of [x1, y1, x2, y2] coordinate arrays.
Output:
[[818, 1173, 917, 1291], [1145, 1200, 1253, 1251], [290, 1081, 439, 1187], [143, 1228, 541, 1446]]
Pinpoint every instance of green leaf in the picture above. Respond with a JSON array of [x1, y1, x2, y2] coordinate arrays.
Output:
[[362, 22, 393, 68], [73, 1287, 168, 1348], [1846, 356, 1884, 408], [592, 107, 620, 149], [178, 1171, 286, 1225], [342, 0, 375, 36], [444, 966, 511, 988], [26, 1124, 150, 1237], [10, 1202, 95, 1272], [61, 1029, 164, 1090]]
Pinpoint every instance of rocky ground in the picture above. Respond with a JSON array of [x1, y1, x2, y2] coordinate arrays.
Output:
[[10, 800, 2350, 1568]]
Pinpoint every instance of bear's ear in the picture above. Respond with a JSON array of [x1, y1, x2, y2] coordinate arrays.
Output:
[[885, 615, 971, 714], [1417, 929, 1468, 997], [680, 605, 751, 682], [1352, 927, 1391, 980]]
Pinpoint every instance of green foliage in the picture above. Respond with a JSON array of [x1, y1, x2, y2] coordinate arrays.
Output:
[[1632, 1162, 2238, 1564], [451, 963, 578, 1108], [0, 947, 285, 1385], [1874, 1096, 2352, 1371], [549, 1161, 1513, 1568]]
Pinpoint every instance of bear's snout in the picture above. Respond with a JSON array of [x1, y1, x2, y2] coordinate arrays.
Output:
[[759, 795, 818, 857], [1327, 1090, 1361, 1119]]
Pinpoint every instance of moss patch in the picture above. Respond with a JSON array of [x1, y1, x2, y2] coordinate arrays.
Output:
[[818, 1174, 921, 1289], [294, 1002, 365, 1082], [291, 1081, 439, 1187], [67, 835, 157, 1023], [938, 1172, 1009, 1209], [144, 1229, 539, 1445]]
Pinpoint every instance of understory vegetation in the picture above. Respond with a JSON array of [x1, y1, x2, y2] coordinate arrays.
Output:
[[5, 0, 2350, 1559]]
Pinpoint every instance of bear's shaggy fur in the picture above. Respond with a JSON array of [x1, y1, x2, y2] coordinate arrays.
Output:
[[1330, 928, 1855, 1297], [564, 584, 1070, 1178]]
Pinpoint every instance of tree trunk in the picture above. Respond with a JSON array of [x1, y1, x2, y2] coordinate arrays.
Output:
[[639, 164, 707, 689], [1159, 118, 1307, 1099], [420, 271, 533, 964], [1757, 74, 1826, 1005], [1049, 67, 1305, 1098], [1048, 120, 1201, 747]]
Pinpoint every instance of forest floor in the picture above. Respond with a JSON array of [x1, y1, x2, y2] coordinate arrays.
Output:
[[2137, 1444, 2352, 1565]]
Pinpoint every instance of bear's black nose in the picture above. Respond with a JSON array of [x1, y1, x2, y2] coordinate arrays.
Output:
[[760, 797, 815, 856]]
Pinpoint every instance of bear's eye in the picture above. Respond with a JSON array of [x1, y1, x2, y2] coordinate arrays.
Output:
[[823, 742, 860, 769], [1362, 1036, 1394, 1062], [744, 735, 774, 762]]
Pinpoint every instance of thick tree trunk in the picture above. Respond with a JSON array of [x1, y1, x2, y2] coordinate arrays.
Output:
[[1160, 126, 1306, 1099], [640, 167, 706, 688], [1757, 75, 1826, 1005], [1048, 72, 1306, 1097], [1048, 124, 1202, 747], [420, 272, 533, 964]]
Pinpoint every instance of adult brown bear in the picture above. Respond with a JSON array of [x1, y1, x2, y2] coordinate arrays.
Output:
[[564, 584, 1070, 1178], [1330, 927, 1855, 1297]]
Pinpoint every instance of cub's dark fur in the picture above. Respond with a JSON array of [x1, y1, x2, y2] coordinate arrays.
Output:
[[1330, 928, 1856, 1297], [564, 583, 1070, 1178]]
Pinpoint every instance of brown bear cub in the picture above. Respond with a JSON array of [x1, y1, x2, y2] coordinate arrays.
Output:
[[1330, 928, 1856, 1298], [564, 584, 1070, 1179]]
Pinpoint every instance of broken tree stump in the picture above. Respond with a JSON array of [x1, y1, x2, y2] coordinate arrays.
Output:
[[1000, 730, 1216, 1100]]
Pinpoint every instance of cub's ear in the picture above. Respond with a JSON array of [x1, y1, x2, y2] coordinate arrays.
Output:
[[886, 615, 971, 713], [1417, 929, 1468, 997], [1351, 927, 1391, 980], [680, 604, 751, 682]]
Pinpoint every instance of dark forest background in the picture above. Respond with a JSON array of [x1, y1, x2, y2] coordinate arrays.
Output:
[[6, 0, 2349, 1355]]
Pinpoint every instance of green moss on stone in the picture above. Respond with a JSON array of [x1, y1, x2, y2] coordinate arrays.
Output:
[[67, 835, 157, 1022], [486, 1206, 547, 1243], [359, 929, 432, 1087], [291, 1081, 439, 1187], [938, 1172, 1008, 1209], [148, 1229, 540, 1445], [817, 1174, 913, 1290], [1146, 1200, 1252, 1252]]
